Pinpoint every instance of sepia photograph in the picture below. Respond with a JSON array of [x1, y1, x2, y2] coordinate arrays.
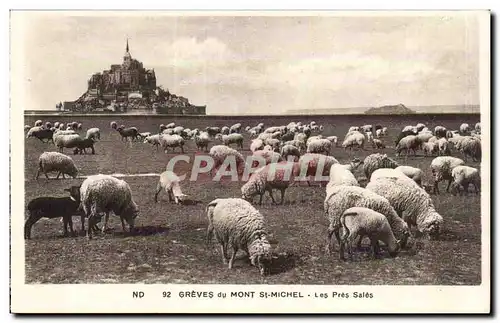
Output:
[[10, 9, 490, 314]]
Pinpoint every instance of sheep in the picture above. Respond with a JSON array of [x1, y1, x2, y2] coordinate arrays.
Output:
[[209, 145, 246, 177], [395, 165, 424, 186], [284, 140, 306, 153], [116, 126, 139, 141], [326, 136, 338, 146], [361, 125, 373, 133], [77, 123, 83, 130], [166, 122, 176, 129], [475, 122, 481, 133], [241, 162, 299, 205], [36, 152, 78, 180], [437, 137, 451, 156], [58, 123, 65, 130], [325, 163, 360, 197], [294, 132, 308, 144], [264, 138, 281, 152], [449, 165, 481, 196], [366, 177, 444, 239], [458, 137, 481, 162], [381, 127, 388, 136], [416, 131, 434, 143], [430, 156, 465, 194], [434, 126, 447, 138], [324, 185, 410, 254], [229, 123, 242, 134], [375, 129, 383, 138], [394, 130, 418, 146], [415, 123, 426, 132], [298, 153, 339, 186], [162, 128, 175, 135], [24, 187, 83, 239], [348, 126, 359, 132], [194, 131, 211, 152], [362, 153, 399, 181], [422, 142, 438, 156], [154, 170, 188, 204], [54, 134, 82, 153], [45, 121, 52, 129], [80, 174, 139, 239], [306, 138, 332, 155], [85, 128, 101, 141], [306, 135, 325, 146], [206, 198, 272, 275], [372, 138, 385, 149], [342, 131, 366, 152], [264, 126, 281, 134], [365, 131, 374, 144], [138, 132, 152, 140], [72, 138, 96, 155], [402, 125, 416, 133], [143, 134, 162, 150], [34, 119, 43, 127], [173, 126, 185, 136], [280, 131, 295, 142], [280, 144, 301, 161], [216, 133, 244, 149], [248, 150, 282, 168], [26, 127, 54, 143], [339, 207, 402, 260], [395, 135, 422, 157], [370, 168, 420, 188], [110, 121, 118, 130], [250, 139, 265, 153], [221, 126, 230, 135], [159, 134, 185, 153], [459, 123, 471, 135], [53, 122, 60, 129]]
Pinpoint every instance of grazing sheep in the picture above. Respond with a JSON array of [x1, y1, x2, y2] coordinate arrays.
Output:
[[370, 168, 420, 188], [449, 166, 481, 195], [36, 152, 78, 180], [194, 131, 211, 152], [159, 134, 185, 153], [366, 177, 444, 239], [249, 139, 264, 153], [143, 134, 162, 150], [205, 126, 221, 137], [342, 131, 366, 152], [241, 162, 299, 205], [80, 174, 139, 239], [416, 131, 433, 143], [116, 126, 139, 141], [395, 135, 422, 157], [209, 145, 246, 176], [458, 137, 481, 162], [154, 170, 188, 204], [430, 156, 465, 194], [394, 130, 418, 146], [86, 128, 100, 141], [437, 137, 451, 156], [372, 138, 385, 149], [249, 150, 282, 168], [434, 126, 447, 138], [394, 165, 424, 186], [206, 198, 272, 275], [362, 153, 399, 180], [280, 144, 301, 161], [306, 138, 332, 155], [340, 207, 402, 260], [216, 133, 244, 149], [229, 123, 242, 134], [264, 138, 281, 152], [54, 134, 82, 153], [298, 153, 339, 186], [284, 139, 306, 153], [422, 142, 438, 156], [280, 131, 295, 142], [325, 163, 360, 197], [26, 127, 54, 143], [324, 185, 410, 254], [72, 138, 96, 155]]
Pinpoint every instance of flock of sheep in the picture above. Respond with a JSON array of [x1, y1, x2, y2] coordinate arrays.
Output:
[[24, 117, 482, 276]]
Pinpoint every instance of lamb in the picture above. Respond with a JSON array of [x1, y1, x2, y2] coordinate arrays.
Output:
[[154, 170, 188, 204], [306, 138, 332, 155], [325, 163, 360, 197], [116, 126, 139, 141], [339, 207, 402, 260], [36, 152, 78, 180], [206, 198, 272, 275], [209, 145, 246, 176], [458, 137, 481, 162], [422, 141, 438, 156], [372, 138, 385, 149], [159, 134, 185, 153], [280, 144, 301, 161], [26, 127, 54, 143], [24, 187, 83, 239], [143, 134, 162, 150], [79, 174, 139, 239], [365, 177, 444, 239], [324, 185, 410, 254], [362, 153, 399, 180], [194, 131, 211, 152], [72, 138, 96, 155], [395, 135, 422, 157], [437, 137, 451, 156], [241, 162, 299, 205], [394, 165, 424, 186], [86, 128, 100, 141], [229, 123, 242, 133], [449, 165, 481, 196], [216, 133, 244, 149], [430, 156, 465, 194]]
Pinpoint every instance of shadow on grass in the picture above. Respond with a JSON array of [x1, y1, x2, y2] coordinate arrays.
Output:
[[269, 252, 301, 275], [120, 225, 171, 237]]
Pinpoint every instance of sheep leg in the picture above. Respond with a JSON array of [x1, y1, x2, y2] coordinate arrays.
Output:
[[91, 146, 95, 155], [35, 168, 41, 180], [120, 217, 127, 233], [154, 184, 162, 203], [279, 188, 286, 205], [102, 212, 110, 233], [67, 216, 75, 236], [167, 190, 174, 203], [370, 239, 381, 259], [445, 179, 453, 192], [181, 146, 185, 154], [61, 173, 66, 179], [24, 214, 42, 239], [206, 224, 213, 245], [258, 193, 264, 205], [62, 216, 69, 236], [228, 247, 238, 269], [325, 225, 336, 254], [220, 244, 229, 264], [267, 189, 277, 204], [80, 214, 86, 233]]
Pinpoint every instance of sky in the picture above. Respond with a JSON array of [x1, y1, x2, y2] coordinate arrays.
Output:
[[12, 12, 481, 115]]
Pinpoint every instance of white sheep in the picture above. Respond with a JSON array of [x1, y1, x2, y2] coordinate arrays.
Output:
[[250, 139, 265, 153], [395, 135, 421, 157], [162, 128, 175, 135], [416, 131, 433, 143], [229, 123, 242, 133], [381, 127, 388, 136], [340, 207, 402, 260], [194, 131, 211, 152], [80, 174, 139, 239], [86, 128, 100, 141], [324, 185, 410, 254], [166, 122, 176, 129], [54, 134, 82, 153], [366, 177, 444, 239], [326, 136, 338, 146], [280, 144, 301, 161], [475, 122, 481, 133], [342, 131, 365, 152], [216, 133, 244, 149], [348, 126, 360, 132], [248, 150, 282, 167], [375, 129, 383, 138], [241, 162, 298, 205], [154, 170, 188, 204], [173, 126, 185, 136], [143, 134, 161, 150], [306, 138, 332, 155], [372, 138, 386, 149], [264, 138, 281, 151], [422, 142, 438, 156], [206, 198, 272, 275], [459, 123, 470, 135], [365, 131, 374, 144], [458, 137, 481, 162], [449, 165, 480, 196], [430, 156, 465, 194], [209, 145, 246, 176], [325, 163, 360, 197], [437, 137, 451, 156], [36, 152, 78, 180], [221, 126, 230, 135], [394, 165, 424, 186], [34, 119, 43, 127], [362, 153, 399, 180], [159, 134, 185, 153], [306, 135, 324, 146]]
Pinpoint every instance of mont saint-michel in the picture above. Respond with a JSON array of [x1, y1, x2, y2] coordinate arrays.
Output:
[[59, 40, 206, 115]]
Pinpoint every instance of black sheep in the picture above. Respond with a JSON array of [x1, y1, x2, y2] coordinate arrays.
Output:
[[25, 187, 83, 239], [30, 128, 54, 144], [116, 127, 139, 141], [73, 138, 96, 155]]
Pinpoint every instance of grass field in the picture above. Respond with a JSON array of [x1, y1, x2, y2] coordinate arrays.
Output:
[[23, 114, 482, 285]]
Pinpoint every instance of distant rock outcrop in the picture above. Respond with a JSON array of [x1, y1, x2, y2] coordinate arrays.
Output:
[[364, 104, 416, 115]]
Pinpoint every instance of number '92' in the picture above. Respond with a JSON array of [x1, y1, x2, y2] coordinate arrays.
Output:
[[162, 291, 171, 298]]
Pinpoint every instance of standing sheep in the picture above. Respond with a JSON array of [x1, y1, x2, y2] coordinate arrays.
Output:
[[280, 144, 301, 161], [206, 198, 272, 275], [362, 153, 399, 181], [340, 207, 402, 260], [430, 156, 465, 194], [80, 174, 139, 239], [154, 170, 188, 204], [159, 134, 185, 153], [394, 165, 424, 186], [36, 152, 78, 180], [306, 138, 332, 155], [458, 137, 481, 162], [395, 135, 422, 158], [449, 165, 481, 195], [194, 131, 211, 152], [86, 128, 101, 141], [209, 145, 246, 177], [216, 133, 244, 149]]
